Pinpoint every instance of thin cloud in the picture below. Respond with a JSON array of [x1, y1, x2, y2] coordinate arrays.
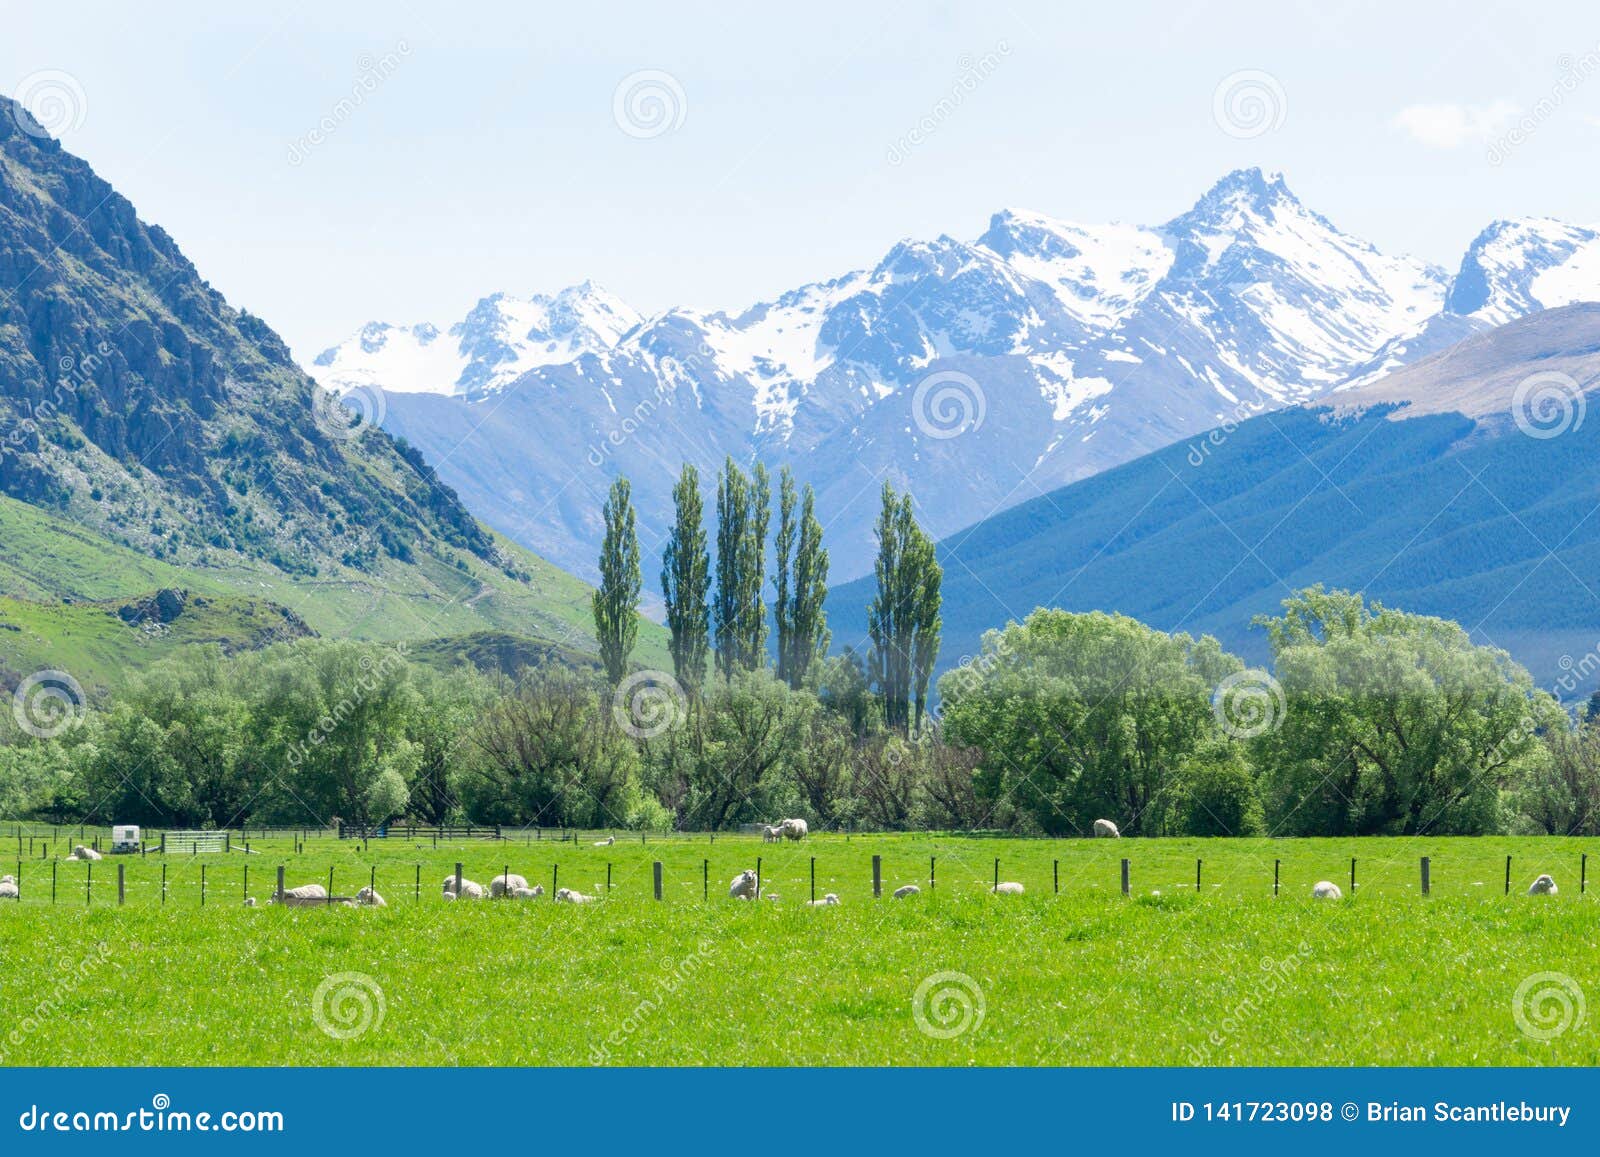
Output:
[[1392, 101, 1520, 148]]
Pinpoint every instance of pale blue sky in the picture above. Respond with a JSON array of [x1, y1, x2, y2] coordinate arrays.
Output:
[[6, 1, 1600, 359]]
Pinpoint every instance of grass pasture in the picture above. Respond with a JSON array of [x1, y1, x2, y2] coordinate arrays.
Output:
[[1, 834, 1597, 1066]]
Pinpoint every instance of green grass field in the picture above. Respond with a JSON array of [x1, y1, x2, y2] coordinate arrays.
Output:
[[2, 834, 1597, 1067]]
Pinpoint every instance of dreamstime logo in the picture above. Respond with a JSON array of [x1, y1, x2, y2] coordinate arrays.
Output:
[[912, 371, 985, 440], [1512, 972, 1585, 1041], [886, 42, 1011, 165], [10, 70, 88, 139], [287, 43, 411, 165], [1212, 70, 1287, 139], [612, 70, 687, 139], [12, 669, 86, 739], [311, 971, 386, 1040], [1212, 669, 1285, 739], [1511, 371, 1585, 440], [612, 670, 687, 739], [911, 970, 985, 1039], [312, 384, 386, 441]]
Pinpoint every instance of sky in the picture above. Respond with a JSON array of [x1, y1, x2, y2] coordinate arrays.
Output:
[[5, 1, 1600, 361]]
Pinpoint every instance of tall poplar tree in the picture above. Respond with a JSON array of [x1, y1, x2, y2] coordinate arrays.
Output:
[[776, 468, 829, 690], [867, 482, 941, 733], [714, 458, 750, 677], [661, 463, 710, 694], [592, 475, 641, 685], [775, 468, 797, 685]]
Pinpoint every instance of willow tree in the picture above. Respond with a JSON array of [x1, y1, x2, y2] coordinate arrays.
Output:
[[592, 475, 640, 684], [866, 482, 941, 734]]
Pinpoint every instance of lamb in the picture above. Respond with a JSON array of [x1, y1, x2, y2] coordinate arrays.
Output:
[[994, 881, 1025, 895], [273, 883, 329, 908], [1092, 819, 1120, 839], [729, 869, 759, 900], [594, 836, 616, 846], [69, 844, 102, 861], [355, 886, 386, 907], [508, 885, 544, 900], [778, 818, 809, 841], [1311, 880, 1342, 900], [893, 884, 921, 899], [489, 872, 529, 898], [0, 877, 17, 900], [1528, 874, 1558, 896], [761, 825, 780, 843], [554, 887, 594, 903], [806, 893, 840, 907]]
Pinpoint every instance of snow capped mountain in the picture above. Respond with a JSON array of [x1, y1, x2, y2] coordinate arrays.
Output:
[[310, 281, 640, 396], [350, 170, 1600, 586]]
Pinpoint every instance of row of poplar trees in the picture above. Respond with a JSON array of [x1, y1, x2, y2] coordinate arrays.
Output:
[[592, 459, 943, 731]]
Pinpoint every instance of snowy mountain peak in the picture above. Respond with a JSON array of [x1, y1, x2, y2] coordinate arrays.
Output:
[[1444, 217, 1600, 324]]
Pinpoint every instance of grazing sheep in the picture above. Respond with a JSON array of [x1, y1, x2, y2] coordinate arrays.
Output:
[[355, 886, 386, 907], [508, 885, 544, 900], [1311, 880, 1342, 900], [489, 872, 529, 898], [70, 844, 102, 861], [806, 893, 840, 907], [778, 818, 809, 841], [273, 883, 329, 908], [1092, 819, 1120, 839], [994, 881, 1025, 895], [761, 825, 780, 843], [554, 887, 593, 903], [1528, 874, 1558, 896], [893, 884, 921, 899], [594, 836, 616, 846], [729, 869, 759, 900]]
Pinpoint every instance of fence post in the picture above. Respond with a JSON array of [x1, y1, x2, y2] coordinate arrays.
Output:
[[415, 863, 420, 904], [703, 859, 708, 901], [370, 865, 376, 901], [1505, 854, 1512, 895], [86, 861, 92, 906], [456, 862, 464, 899], [201, 864, 207, 907], [160, 832, 166, 855], [607, 863, 612, 893], [52, 860, 56, 905], [1583, 853, 1588, 895], [653, 861, 663, 901], [755, 857, 762, 900], [552, 864, 558, 895], [1421, 856, 1430, 896], [244, 863, 249, 901], [1120, 858, 1129, 896], [1053, 859, 1059, 894], [872, 855, 881, 898], [993, 858, 999, 893], [810, 857, 816, 903], [931, 855, 937, 892], [118, 863, 125, 906], [1350, 857, 1357, 895], [275, 865, 284, 904], [327, 866, 333, 907], [162, 862, 168, 904], [1196, 859, 1202, 892], [1273, 859, 1280, 897]]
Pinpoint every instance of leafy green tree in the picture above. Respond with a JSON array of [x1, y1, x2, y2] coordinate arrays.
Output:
[[662, 463, 711, 695], [939, 609, 1242, 835], [592, 475, 641, 684], [775, 468, 830, 690], [866, 483, 942, 733], [1514, 719, 1600, 835], [713, 458, 770, 675], [1251, 586, 1561, 835]]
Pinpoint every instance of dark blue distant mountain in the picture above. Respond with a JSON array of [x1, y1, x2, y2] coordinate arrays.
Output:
[[828, 304, 1600, 701]]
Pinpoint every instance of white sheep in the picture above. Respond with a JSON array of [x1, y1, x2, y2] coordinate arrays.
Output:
[[729, 869, 759, 900], [0, 879, 17, 900], [994, 881, 1024, 895], [761, 825, 780, 843], [1311, 880, 1342, 900], [70, 844, 103, 861], [243, 896, 257, 907], [765, 893, 780, 902], [594, 836, 616, 846], [273, 883, 329, 908], [1528, 874, 1558, 896], [489, 872, 529, 898], [355, 886, 386, 907], [554, 887, 594, 903], [893, 884, 921, 899], [806, 893, 840, 907], [455, 880, 487, 900], [509, 885, 544, 900], [1092, 819, 1120, 838], [778, 818, 809, 841]]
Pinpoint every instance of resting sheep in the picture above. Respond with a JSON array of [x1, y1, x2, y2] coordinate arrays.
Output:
[[355, 886, 386, 907], [0, 876, 17, 900], [994, 881, 1024, 895], [1528, 874, 1558, 896], [729, 869, 759, 900], [69, 844, 102, 861], [442, 875, 486, 900], [554, 887, 594, 903], [1311, 880, 1342, 900], [242, 896, 256, 908], [273, 883, 329, 908], [777, 818, 808, 841], [1092, 819, 1120, 839], [893, 884, 920, 899], [489, 872, 529, 898], [509, 885, 544, 900], [594, 836, 616, 846], [806, 893, 840, 907]]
